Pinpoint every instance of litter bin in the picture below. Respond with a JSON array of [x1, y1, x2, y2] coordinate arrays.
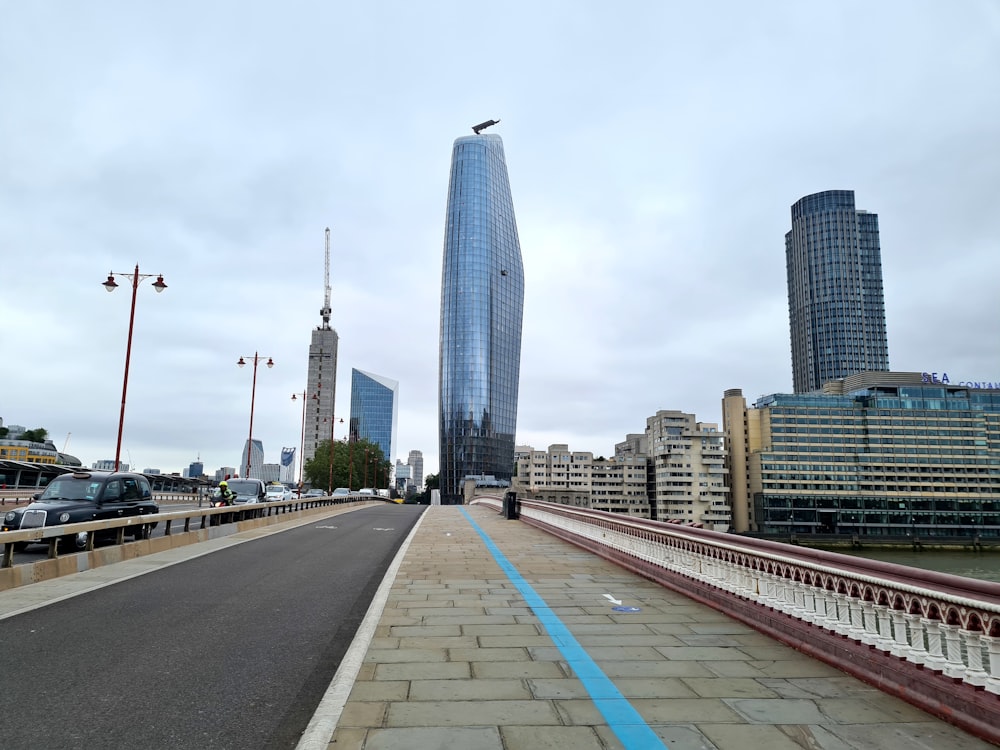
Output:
[[503, 491, 519, 520]]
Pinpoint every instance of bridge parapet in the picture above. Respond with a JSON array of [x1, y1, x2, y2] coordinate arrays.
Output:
[[471, 495, 1000, 745]]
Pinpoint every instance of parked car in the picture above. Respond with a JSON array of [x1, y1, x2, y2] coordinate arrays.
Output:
[[265, 484, 292, 502], [1, 470, 158, 552], [224, 478, 267, 505]]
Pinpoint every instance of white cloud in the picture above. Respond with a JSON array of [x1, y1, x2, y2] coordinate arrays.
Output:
[[2, 1, 998, 479]]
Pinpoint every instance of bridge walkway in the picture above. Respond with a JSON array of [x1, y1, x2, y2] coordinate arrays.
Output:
[[0, 504, 993, 749], [323, 504, 993, 750]]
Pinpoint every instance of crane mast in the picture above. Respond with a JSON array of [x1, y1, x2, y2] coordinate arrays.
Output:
[[320, 227, 332, 329]]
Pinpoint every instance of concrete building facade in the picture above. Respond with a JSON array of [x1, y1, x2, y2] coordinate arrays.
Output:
[[646, 410, 730, 530]]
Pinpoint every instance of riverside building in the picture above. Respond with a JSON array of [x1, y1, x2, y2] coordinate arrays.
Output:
[[438, 125, 524, 503], [646, 411, 730, 530], [722, 372, 1000, 537], [786, 190, 890, 393], [513, 444, 648, 515]]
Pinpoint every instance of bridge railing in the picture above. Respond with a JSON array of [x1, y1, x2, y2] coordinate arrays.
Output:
[[0, 495, 373, 569], [471, 495, 1000, 744]]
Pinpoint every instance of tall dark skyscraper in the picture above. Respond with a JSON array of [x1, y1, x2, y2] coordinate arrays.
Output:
[[439, 127, 524, 503], [785, 190, 890, 393]]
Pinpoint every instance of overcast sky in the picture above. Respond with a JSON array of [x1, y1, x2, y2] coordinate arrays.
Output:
[[2, 1, 998, 479]]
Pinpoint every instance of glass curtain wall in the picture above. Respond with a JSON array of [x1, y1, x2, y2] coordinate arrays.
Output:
[[439, 133, 524, 503]]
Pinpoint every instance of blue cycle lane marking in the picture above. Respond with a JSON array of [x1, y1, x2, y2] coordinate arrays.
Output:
[[459, 507, 667, 750]]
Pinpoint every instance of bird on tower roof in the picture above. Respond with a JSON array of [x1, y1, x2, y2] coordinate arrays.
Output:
[[472, 119, 500, 134]]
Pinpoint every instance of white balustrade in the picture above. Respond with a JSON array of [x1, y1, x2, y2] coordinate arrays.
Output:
[[495, 498, 1000, 693]]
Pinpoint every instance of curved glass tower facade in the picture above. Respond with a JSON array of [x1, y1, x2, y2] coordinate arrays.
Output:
[[439, 133, 524, 503], [786, 190, 890, 393]]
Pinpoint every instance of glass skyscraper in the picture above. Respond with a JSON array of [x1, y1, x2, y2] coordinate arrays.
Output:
[[349, 369, 398, 465], [785, 190, 889, 393], [439, 131, 524, 503]]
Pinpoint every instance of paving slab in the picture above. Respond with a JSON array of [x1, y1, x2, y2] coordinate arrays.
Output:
[[326, 505, 997, 750]]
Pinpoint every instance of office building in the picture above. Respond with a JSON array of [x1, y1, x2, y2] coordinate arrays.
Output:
[[439, 126, 525, 502], [93, 459, 127, 471], [646, 411, 730, 530], [240, 438, 264, 479], [187, 460, 204, 479], [280, 447, 296, 484], [723, 373, 1000, 536], [349, 369, 398, 465], [394, 461, 412, 495], [786, 190, 890, 393], [407, 449, 424, 491]]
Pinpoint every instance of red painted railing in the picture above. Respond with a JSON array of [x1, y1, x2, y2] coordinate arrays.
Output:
[[472, 496, 1000, 745]]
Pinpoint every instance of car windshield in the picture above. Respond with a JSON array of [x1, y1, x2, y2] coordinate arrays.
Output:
[[40, 477, 102, 502], [266, 486, 283, 494], [226, 481, 258, 494]]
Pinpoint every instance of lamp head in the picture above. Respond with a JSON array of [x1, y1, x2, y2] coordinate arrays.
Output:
[[103, 274, 118, 292]]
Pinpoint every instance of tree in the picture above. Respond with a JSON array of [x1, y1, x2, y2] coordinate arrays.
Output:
[[19, 428, 49, 443], [303, 438, 391, 493], [407, 473, 439, 504]]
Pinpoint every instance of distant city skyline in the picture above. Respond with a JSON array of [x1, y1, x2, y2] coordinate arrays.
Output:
[[2, 4, 997, 479]]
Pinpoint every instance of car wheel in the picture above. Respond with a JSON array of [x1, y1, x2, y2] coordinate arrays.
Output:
[[62, 533, 89, 552], [132, 525, 146, 540], [12, 541, 29, 552]]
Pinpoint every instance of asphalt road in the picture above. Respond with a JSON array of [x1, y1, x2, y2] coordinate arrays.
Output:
[[0, 503, 426, 749]]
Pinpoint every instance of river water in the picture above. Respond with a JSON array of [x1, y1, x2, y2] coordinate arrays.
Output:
[[835, 549, 1000, 583]]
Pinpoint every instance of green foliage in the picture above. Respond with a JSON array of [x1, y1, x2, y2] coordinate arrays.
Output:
[[19, 428, 49, 443], [407, 473, 439, 504], [0, 427, 8, 438], [303, 438, 391, 493]]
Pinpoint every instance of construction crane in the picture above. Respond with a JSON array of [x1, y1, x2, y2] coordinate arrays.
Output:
[[320, 227, 332, 329]]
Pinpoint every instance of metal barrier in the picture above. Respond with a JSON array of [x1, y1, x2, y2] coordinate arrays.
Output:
[[470, 495, 1000, 745], [0, 495, 373, 569]]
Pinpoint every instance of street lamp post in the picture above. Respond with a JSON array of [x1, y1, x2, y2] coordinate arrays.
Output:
[[326, 417, 343, 493], [291, 391, 317, 493], [238, 353, 274, 478], [103, 265, 167, 472]]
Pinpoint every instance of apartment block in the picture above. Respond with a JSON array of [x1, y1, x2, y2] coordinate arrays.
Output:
[[646, 410, 730, 531]]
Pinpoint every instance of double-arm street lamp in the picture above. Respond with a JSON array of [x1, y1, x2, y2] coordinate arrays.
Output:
[[103, 265, 167, 471], [238, 353, 273, 478]]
